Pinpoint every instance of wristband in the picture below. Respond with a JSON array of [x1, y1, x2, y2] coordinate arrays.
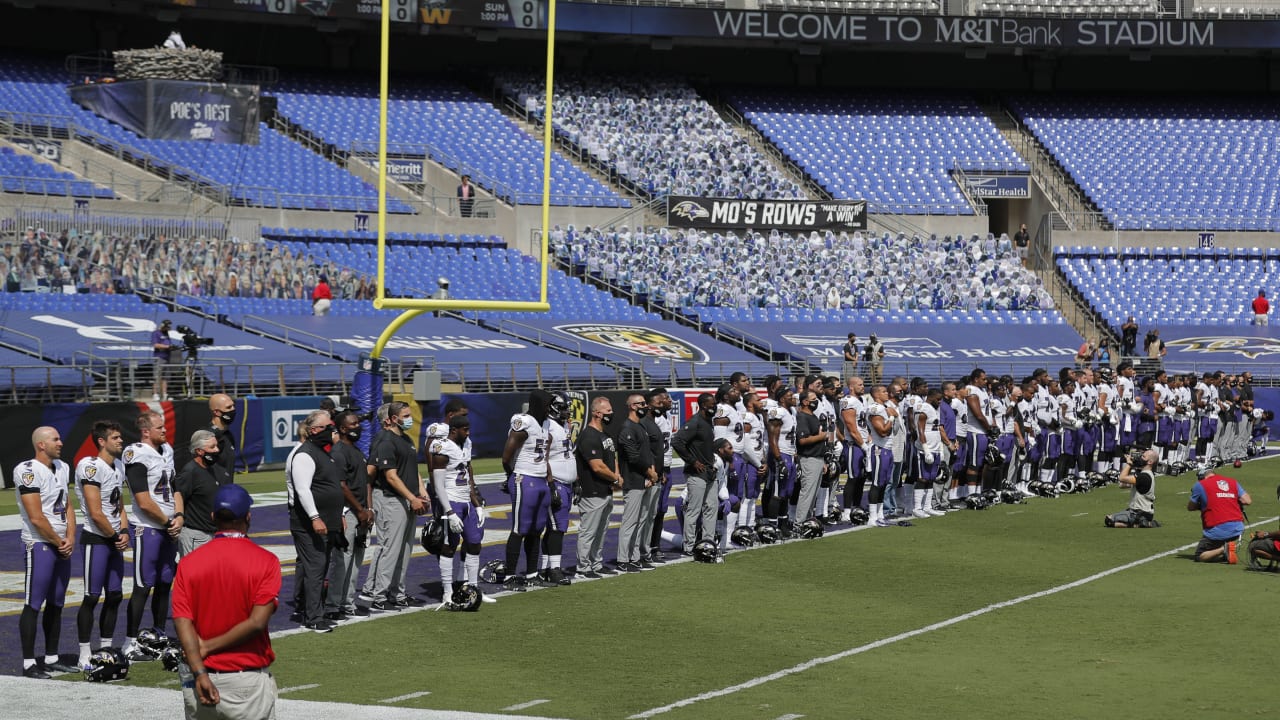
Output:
[[192, 669, 207, 677], [172, 512, 185, 519]]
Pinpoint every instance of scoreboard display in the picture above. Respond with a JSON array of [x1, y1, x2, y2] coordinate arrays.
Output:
[[189, 0, 418, 23]]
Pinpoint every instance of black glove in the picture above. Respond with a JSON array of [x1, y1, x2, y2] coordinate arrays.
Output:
[[549, 484, 563, 511]]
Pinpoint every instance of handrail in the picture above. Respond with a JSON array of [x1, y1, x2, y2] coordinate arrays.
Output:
[[239, 314, 340, 359], [349, 138, 520, 207], [0, 324, 46, 359]]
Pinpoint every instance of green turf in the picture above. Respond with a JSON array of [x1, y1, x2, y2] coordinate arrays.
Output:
[[107, 459, 1280, 719]]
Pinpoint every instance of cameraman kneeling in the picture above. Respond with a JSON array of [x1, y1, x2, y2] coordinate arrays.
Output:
[[1105, 449, 1159, 528]]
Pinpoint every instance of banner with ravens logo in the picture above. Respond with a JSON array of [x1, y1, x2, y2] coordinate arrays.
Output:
[[556, 324, 709, 362], [667, 196, 867, 231]]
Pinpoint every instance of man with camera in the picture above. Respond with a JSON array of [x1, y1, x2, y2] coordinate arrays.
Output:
[[1187, 468, 1252, 563], [151, 319, 175, 401], [1105, 449, 1159, 528]]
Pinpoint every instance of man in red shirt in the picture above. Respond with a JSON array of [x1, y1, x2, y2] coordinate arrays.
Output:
[[1187, 468, 1252, 563], [173, 484, 281, 719], [1252, 290, 1269, 326], [311, 274, 332, 317]]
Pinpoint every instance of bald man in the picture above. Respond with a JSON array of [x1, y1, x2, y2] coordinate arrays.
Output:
[[16, 426, 78, 678], [207, 393, 238, 476]]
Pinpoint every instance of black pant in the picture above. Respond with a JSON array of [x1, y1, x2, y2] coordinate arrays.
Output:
[[291, 527, 331, 624]]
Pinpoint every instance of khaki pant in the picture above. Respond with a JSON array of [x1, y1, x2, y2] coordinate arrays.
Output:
[[177, 527, 213, 559], [183, 669, 277, 720]]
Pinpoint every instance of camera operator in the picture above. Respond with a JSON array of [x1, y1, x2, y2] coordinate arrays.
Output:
[[1104, 449, 1159, 528], [151, 319, 175, 401], [1187, 467, 1252, 564]]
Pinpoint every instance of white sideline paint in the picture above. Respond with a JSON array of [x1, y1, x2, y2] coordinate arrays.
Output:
[[1071, 512, 1089, 517], [628, 515, 1280, 719], [279, 683, 321, 694], [774, 714, 805, 720], [502, 699, 551, 711], [382, 691, 433, 703]]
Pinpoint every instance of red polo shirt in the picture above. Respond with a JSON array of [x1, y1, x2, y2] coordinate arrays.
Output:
[[1253, 296, 1269, 315], [171, 533, 281, 671]]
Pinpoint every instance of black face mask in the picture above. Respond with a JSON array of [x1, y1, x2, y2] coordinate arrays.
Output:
[[635, 407, 648, 419], [600, 413, 613, 425], [343, 427, 361, 442], [219, 410, 236, 424], [201, 450, 220, 465], [309, 431, 332, 447], [703, 407, 715, 418]]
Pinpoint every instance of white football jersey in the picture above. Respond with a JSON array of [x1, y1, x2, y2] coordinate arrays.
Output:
[[14, 458, 70, 545], [124, 441, 175, 530], [75, 455, 127, 537], [768, 405, 797, 456], [713, 403, 746, 453], [952, 397, 969, 436], [431, 437, 472, 503], [744, 411, 765, 459], [655, 412, 674, 467], [816, 397, 837, 441], [839, 394, 867, 445], [965, 386, 990, 436], [917, 401, 942, 447], [509, 413, 548, 478], [866, 402, 893, 449], [544, 418, 578, 482]]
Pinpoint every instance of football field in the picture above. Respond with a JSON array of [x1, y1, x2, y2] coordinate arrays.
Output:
[[5, 457, 1280, 719]]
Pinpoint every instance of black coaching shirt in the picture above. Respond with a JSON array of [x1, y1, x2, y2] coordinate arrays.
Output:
[[575, 425, 616, 499], [370, 429, 421, 497]]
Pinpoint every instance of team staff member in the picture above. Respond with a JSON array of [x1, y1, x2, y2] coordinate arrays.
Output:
[[16, 426, 77, 678], [124, 411, 179, 662], [794, 390, 827, 524], [673, 393, 718, 554], [324, 410, 374, 621], [617, 394, 657, 572], [644, 388, 675, 561], [286, 411, 345, 632], [1188, 468, 1252, 563], [206, 394, 238, 477], [359, 402, 427, 613], [173, 484, 281, 720], [1105, 449, 1158, 528], [174, 430, 232, 558], [74, 421, 130, 671], [576, 398, 620, 579]]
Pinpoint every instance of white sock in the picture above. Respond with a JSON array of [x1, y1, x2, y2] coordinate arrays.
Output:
[[465, 554, 480, 585], [23, 659, 35, 670], [124, 636, 136, 651], [914, 488, 927, 511], [44, 654, 58, 665], [549, 554, 561, 569], [438, 555, 454, 590], [948, 486, 960, 500], [901, 486, 914, 513], [98, 637, 111, 651], [661, 529, 682, 545], [738, 498, 756, 528], [723, 513, 738, 548], [537, 553, 549, 571], [815, 488, 829, 517], [870, 502, 882, 523], [79, 642, 91, 664]]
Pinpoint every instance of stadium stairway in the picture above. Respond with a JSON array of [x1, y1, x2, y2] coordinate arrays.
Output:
[[979, 98, 1108, 232]]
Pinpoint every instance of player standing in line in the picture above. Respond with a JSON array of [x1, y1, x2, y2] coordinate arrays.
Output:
[[840, 376, 868, 521], [124, 411, 179, 661], [432, 416, 489, 605], [765, 386, 798, 536], [74, 421, 130, 670], [739, 388, 766, 531], [912, 389, 947, 518], [865, 385, 899, 527], [540, 393, 576, 584], [501, 389, 554, 591], [16, 427, 77, 678], [647, 388, 677, 558]]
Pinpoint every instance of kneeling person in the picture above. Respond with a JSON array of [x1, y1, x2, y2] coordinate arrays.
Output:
[[1105, 449, 1159, 528], [1187, 468, 1252, 563]]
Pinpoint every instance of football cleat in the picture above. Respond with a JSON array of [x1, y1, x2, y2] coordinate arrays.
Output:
[[692, 540, 720, 563], [730, 526, 757, 547], [85, 648, 130, 682]]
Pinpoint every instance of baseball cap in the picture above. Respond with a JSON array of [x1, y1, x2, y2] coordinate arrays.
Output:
[[1196, 466, 1212, 480], [214, 484, 253, 519]]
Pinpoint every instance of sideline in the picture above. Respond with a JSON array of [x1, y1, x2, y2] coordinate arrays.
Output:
[[627, 513, 1280, 719]]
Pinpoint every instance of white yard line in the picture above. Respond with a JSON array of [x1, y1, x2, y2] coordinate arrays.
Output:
[[502, 699, 551, 711], [381, 691, 433, 703], [278, 683, 321, 694], [628, 515, 1280, 719]]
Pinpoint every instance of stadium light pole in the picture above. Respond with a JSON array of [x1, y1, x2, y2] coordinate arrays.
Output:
[[370, 0, 554, 360]]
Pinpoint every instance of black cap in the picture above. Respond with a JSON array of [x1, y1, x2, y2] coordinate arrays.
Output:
[[448, 415, 471, 430]]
